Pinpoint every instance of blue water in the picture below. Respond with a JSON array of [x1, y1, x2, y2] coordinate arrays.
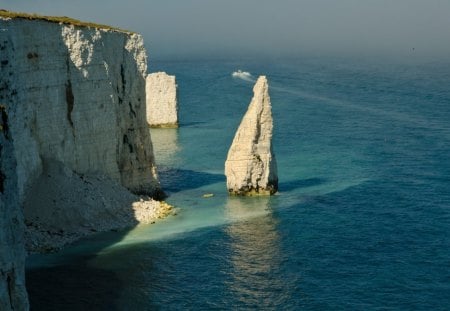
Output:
[[27, 57, 450, 310]]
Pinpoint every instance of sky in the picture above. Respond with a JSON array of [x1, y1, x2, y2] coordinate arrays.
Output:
[[2, 0, 450, 61]]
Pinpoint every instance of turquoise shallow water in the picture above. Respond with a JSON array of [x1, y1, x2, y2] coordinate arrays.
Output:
[[27, 58, 450, 310]]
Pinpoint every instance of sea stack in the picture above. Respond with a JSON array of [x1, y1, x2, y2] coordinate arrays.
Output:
[[225, 76, 278, 195], [146, 72, 178, 128]]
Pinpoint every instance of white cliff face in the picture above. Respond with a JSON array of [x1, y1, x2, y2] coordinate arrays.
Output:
[[225, 76, 278, 195], [0, 107, 29, 310], [0, 17, 161, 199], [146, 72, 178, 127], [0, 15, 163, 308]]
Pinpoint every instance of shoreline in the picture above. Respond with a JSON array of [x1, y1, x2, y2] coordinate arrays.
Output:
[[25, 198, 175, 254], [23, 161, 176, 254]]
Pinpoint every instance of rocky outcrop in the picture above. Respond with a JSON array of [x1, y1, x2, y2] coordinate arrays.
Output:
[[0, 12, 166, 309], [146, 72, 178, 128], [0, 14, 162, 201], [225, 76, 278, 195]]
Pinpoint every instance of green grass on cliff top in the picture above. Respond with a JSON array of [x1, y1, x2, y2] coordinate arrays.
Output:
[[0, 9, 133, 33]]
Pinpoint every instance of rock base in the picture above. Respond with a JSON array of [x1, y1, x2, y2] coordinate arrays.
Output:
[[228, 185, 278, 196], [149, 122, 179, 129]]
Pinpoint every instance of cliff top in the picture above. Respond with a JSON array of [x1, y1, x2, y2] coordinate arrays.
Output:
[[0, 9, 132, 33]]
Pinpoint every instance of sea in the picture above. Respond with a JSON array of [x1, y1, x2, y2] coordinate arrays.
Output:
[[26, 56, 450, 310]]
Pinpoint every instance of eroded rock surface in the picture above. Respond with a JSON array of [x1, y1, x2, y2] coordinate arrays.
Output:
[[1, 16, 161, 200], [0, 13, 165, 308], [225, 76, 278, 195], [0, 106, 29, 311], [146, 72, 178, 128]]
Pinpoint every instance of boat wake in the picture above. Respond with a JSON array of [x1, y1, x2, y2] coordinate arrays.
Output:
[[232, 70, 255, 82]]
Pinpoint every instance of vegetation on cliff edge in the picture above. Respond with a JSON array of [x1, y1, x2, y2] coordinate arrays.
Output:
[[0, 9, 133, 33]]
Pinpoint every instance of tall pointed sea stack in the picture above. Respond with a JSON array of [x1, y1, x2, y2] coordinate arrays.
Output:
[[225, 76, 278, 195]]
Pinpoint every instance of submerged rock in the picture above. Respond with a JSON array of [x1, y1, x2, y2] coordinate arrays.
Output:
[[146, 72, 178, 128], [225, 76, 278, 195]]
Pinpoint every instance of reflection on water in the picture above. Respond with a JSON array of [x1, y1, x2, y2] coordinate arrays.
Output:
[[224, 197, 290, 308], [150, 128, 180, 167]]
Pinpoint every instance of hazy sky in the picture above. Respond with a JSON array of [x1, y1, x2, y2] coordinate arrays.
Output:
[[3, 0, 450, 60]]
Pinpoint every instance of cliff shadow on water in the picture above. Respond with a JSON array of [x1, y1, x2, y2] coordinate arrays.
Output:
[[150, 128, 225, 194], [26, 229, 135, 311], [24, 160, 162, 310], [24, 168, 163, 310], [158, 167, 224, 193]]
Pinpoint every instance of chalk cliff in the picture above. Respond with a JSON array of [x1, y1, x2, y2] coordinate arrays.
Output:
[[0, 12, 165, 309], [146, 72, 178, 127], [1, 15, 161, 200], [225, 76, 278, 195], [0, 106, 29, 311]]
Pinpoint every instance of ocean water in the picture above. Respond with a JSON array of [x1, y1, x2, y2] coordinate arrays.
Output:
[[27, 57, 450, 310]]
